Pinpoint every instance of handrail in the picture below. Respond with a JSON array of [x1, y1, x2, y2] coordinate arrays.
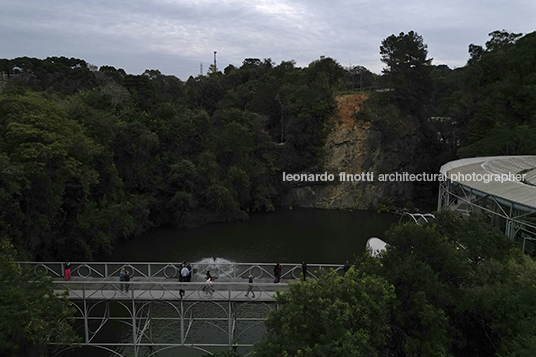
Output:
[[16, 261, 344, 281], [50, 280, 288, 287]]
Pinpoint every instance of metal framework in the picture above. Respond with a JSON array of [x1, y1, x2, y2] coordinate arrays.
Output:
[[51, 280, 282, 356], [17, 261, 343, 356], [399, 212, 436, 225], [438, 157, 536, 253]]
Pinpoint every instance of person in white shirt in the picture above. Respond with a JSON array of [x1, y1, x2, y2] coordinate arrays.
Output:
[[180, 263, 189, 282]]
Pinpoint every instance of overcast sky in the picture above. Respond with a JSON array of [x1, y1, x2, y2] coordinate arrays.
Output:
[[2, 0, 535, 80]]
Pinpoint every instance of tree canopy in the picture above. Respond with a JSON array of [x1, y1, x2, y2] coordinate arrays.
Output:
[[255, 268, 395, 356], [380, 31, 433, 116], [0, 237, 79, 356], [444, 30, 536, 157], [255, 211, 536, 356], [0, 55, 353, 260]]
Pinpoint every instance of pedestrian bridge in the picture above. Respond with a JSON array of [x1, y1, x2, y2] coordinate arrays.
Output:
[[18, 261, 344, 357]]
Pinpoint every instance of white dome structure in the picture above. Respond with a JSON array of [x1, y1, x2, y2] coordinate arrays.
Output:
[[366, 237, 388, 257]]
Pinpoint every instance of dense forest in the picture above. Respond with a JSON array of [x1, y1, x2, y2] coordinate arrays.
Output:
[[1, 30, 535, 262], [0, 56, 347, 261], [1, 29, 536, 356]]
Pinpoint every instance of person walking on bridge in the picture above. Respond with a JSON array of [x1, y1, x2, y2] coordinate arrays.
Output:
[[180, 263, 190, 282], [301, 261, 307, 281], [343, 261, 352, 273], [186, 262, 192, 282], [203, 270, 215, 296], [274, 263, 282, 283], [245, 275, 255, 298], [124, 270, 131, 293], [64, 261, 71, 281], [119, 268, 126, 291]]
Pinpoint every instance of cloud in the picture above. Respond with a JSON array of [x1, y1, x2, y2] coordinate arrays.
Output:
[[1, 0, 535, 80]]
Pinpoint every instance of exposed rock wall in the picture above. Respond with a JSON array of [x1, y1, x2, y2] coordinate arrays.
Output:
[[284, 93, 421, 209]]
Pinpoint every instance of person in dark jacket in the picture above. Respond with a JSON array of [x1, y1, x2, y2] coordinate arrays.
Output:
[[124, 270, 131, 293], [301, 262, 307, 281], [203, 270, 215, 296], [186, 262, 192, 282], [119, 268, 126, 291], [343, 261, 352, 273], [274, 263, 282, 283]]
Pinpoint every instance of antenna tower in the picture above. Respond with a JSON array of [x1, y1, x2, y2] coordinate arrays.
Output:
[[214, 51, 217, 70], [200, 63, 203, 75]]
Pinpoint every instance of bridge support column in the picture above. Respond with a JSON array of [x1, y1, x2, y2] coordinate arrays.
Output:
[[437, 182, 443, 211], [83, 284, 89, 344], [148, 302, 153, 346], [180, 297, 185, 344], [228, 300, 233, 350], [131, 290, 138, 357]]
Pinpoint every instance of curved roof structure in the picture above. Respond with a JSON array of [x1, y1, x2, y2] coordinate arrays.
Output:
[[438, 156, 536, 249], [440, 156, 536, 211]]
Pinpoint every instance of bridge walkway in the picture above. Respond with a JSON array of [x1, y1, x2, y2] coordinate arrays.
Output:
[[54, 279, 287, 303], [16, 261, 344, 357]]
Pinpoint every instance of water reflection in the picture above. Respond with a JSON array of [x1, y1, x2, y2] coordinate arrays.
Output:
[[102, 208, 399, 264]]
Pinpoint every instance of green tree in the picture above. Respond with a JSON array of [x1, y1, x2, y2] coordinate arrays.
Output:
[[373, 211, 535, 356], [457, 124, 536, 157], [185, 75, 223, 113], [459, 251, 536, 356], [380, 31, 433, 115], [379, 222, 464, 355], [448, 30, 536, 155], [0, 93, 102, 259], [484, 30, 523, 53], [254, 269, 395, 357], [254, 212, 535, 356], [0, 237, 79, 356], [347, 65, 375, 91], [0, 92, 145, 260], [306, 56, 348, 90]]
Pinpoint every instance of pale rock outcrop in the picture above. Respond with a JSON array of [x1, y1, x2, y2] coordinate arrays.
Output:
[[284, 93, 420, 209]]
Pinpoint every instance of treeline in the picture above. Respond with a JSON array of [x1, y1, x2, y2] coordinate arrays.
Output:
[[1, 29, 535, 261], [358, 30, 536, 168], [428, 30, 536, 159], [447, 31, 536, 156], [0, 56, 358, 260]]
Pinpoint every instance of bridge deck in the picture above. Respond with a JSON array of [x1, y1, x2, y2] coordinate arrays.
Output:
[[54, 278, 288, 302]]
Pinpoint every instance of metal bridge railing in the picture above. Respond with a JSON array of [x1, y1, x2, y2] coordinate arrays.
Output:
[[17, 261, 344, 282]]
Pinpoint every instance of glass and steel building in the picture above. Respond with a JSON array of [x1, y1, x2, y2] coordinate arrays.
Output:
[[438, 156, 536, 253]]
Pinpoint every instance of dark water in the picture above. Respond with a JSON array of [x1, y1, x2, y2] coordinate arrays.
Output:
[[102, 208, 400, 264]]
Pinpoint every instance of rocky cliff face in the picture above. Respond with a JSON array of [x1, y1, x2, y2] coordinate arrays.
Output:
[[284, 93, 421, 209]]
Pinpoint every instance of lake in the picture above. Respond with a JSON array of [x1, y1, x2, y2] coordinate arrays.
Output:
[[101, 207, 400, 264]]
